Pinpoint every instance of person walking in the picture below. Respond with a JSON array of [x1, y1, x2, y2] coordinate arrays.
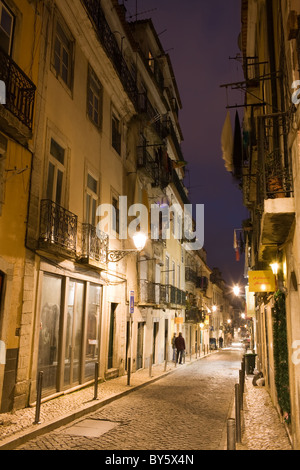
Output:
[[171, 333, 177, 361], [219, 336, 223, 349], [175, 332, 186, 364]]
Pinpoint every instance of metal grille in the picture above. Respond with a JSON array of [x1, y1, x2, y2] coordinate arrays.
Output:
[[0, 47, 36, 129], [39, 200, 77, 254], [81, 223, 108, 264]]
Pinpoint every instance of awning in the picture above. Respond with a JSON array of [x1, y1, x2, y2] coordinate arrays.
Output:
[[221, 111, 233, 172], [232, 111, 243, 180]]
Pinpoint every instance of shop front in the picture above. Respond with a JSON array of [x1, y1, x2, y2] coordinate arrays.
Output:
[[33, 270, 103, 400]]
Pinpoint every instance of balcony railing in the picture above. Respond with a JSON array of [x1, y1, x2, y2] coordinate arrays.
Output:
[[185, 307, 206, 324], [0, 47, 36, 130], [137, 145, 173, 190], [164, 119, 184, 162], [257, 116, 294, 205], [82, 0, 138, 109], [139, 281, 186, 306], [167, 285, 186, 306], [80, 224, 108, 265], [140, 280, 157, 304], [172, 169, 190, 205], [185, 267, 197, 284], [137, 145, 156, 181], [196, 276, 208, 291], [39, 200, 78, 256]]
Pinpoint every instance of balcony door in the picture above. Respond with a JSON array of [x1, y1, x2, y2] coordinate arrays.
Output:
[[136, 322, 145, 370], [46, 138, 66, 206]]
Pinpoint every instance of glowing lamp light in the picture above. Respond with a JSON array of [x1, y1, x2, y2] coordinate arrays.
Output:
[[133, 232, 147, 251], [233, 285, 240, 296], [270, 262, 279, 276], [212, 305, 217, 312]]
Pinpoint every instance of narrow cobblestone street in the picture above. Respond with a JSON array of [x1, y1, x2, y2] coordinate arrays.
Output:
[[15, 350, 241, 451]]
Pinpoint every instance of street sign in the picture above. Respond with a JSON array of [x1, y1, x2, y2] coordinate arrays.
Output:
[[248, 270, 276, 293], [130, 291, 134, 314]]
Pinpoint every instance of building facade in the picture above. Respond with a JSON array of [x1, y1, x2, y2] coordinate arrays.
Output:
[[229, 0, 300, 449], [0, 0, 39, 412], [0, 0, 235, 415]]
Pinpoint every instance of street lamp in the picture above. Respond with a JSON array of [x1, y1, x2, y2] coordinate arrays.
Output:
[[233, 285, 240, 296], [107, 232, 147, 262], [270, 262, 279, 276]]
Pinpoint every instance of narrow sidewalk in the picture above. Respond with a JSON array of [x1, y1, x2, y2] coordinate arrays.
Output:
[[236, 375, 292, 451]]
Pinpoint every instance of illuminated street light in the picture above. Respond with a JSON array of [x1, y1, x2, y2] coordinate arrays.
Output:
[[270, 262, 279, 276], [132, 232, 147, 251], [107, 232, 147, 262], [233, 285, 240, 296]]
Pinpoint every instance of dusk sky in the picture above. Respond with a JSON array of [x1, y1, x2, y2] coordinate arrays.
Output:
[[124, 0, 249, 287]]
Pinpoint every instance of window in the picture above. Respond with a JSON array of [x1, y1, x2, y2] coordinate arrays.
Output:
[[112, 196, 119, 234], [87, 66, 103, 128], [46, 138, 66, 205], [148, 50, 154, 72], [112, 114, 121, 155], [0, 270, 4, 306], [0, 2, 14, 55], [85, 172, 98, 226], [53, 15, 74, 89], [172, 261, 175, 286]]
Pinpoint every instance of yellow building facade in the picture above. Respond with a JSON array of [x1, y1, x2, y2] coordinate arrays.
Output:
[[0, 0, 40, 411]]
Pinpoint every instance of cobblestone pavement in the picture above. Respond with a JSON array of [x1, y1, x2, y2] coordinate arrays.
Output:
[[237, 377, 292, 451], [14, 349, 241, 450], [0, 347, 293, 451]]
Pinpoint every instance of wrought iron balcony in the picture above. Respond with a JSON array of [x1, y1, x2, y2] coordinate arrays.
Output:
[[140, 280, 157, 305], [185, 307, 206, 324], [137, 144, 173, 190], [139, 281, 185, 306], [171, 169, 190, 205], [80, 223, 108, 266], [164, 119, 184, 162], [167, 285, 186, 306], [185, 267, 197, 284], [39, 200, 77, 257], [196, 276, 209, 292], [137, 92, 164, 140], [137, 145, 156, 181], [0, 47, 36, 137], [82, 0, 138, 110], [256, 116, 295, 261]]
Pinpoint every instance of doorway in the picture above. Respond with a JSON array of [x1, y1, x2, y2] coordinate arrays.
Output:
[[164, 319, 168, 360], [108, 303, 118, 370], [152, 322, 159, 364], [64, 280, 85, 387], [136, 322, 145, 370]]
